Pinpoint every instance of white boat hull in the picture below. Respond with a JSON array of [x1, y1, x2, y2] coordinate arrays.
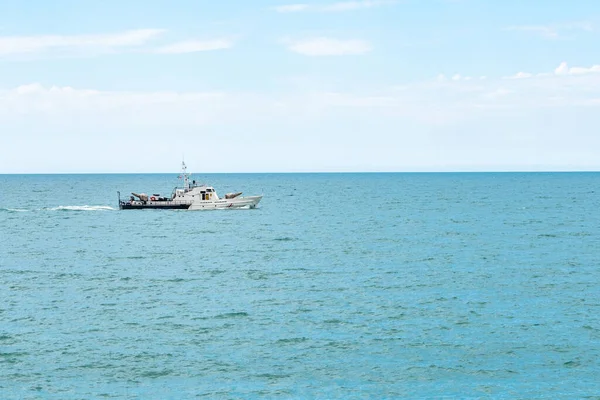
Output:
[[119, 162, 263, 211], [188, 195, 262, 210]]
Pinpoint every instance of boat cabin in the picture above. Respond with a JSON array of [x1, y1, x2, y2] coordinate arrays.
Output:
[[171, 185, 218, 201]]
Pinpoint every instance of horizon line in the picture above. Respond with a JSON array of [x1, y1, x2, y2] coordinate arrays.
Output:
[[1, 169, 600, 175]]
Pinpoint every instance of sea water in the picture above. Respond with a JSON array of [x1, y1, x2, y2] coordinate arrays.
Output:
[[1, 172, 599, 399]]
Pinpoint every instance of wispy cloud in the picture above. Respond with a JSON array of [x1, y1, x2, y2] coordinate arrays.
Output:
[[153, 39, 234, 54], [283, 37, 371, 56], [5, 62, 600, 152], [562, 21, 594, 32], [1, 83, 229, 127], [498, 62, 600, 80], [0, 29, 165, 56], [274, 0, 396, 13], [0, 29, 235, 58], [428, 62, 600, 116], [504, 21, 594, 39], [6, 62, 600, 125]]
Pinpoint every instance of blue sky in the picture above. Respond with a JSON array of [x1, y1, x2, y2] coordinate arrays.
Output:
[[1, 0, 600, 173]]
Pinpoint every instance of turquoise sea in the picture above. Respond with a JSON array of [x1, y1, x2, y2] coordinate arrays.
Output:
[[1, 172, 599, 399]]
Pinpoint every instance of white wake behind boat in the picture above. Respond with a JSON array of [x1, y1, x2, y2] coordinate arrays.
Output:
[[118, 162, 262, 210]]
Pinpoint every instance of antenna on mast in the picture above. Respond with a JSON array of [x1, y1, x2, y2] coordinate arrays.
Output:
[[180, 158, 190, 190]]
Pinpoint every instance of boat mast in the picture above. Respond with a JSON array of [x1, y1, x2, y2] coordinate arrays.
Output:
[[181, 160, 189, 190]]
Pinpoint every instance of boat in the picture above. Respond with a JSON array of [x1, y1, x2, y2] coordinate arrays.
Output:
[[118, 162, 262, 210]]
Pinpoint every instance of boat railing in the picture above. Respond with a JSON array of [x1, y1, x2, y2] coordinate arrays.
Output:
[[159, 200, 193, 205], [120, 200, 193, 206]]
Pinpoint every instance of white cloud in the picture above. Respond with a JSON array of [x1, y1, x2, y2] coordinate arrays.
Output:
[[6, 61, 600, 126], [565, 66, 587, 75], [153, 39, 233, 54], [554, 62, 569, 75], [4, 70, 600, 172], [495, 62, 600, 80], [428, 62, 600, 115], [0, 29, 165, 56], [554, 61, 600, 75], [0, 83, 238, 129], [504, 71, 533, 79], [284, 37, 371, 56], [569, 65, 600, 74], [274, 0, 396, 13]]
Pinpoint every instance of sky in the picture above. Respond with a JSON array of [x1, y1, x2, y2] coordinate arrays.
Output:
[[1, 0, 600, 173]]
